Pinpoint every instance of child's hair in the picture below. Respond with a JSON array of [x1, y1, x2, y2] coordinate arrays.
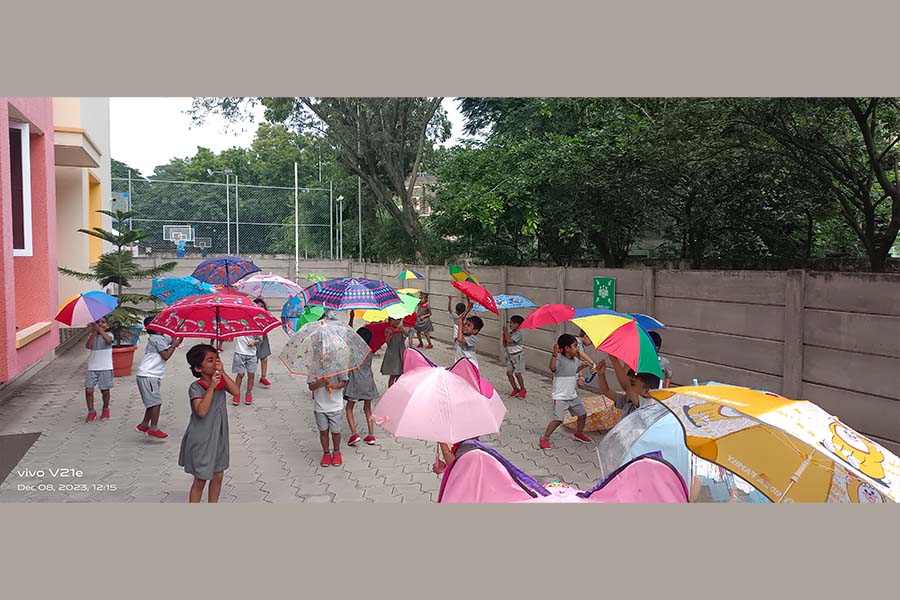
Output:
[[627, 367, 661, 390], [420, 292, 429, 300], [557, 333, 577, 350], [509, 315, 524, 326], [356, 326, 373, 345], [186, 343, 218, 378], [388, 317, 401, 325], [455, 302, 466, 315], [466, 315, 484, 333], [143, 314, 160, 335], [578, 329, 588, 338], [648, 330, 662, 351], [253, 297, 268, 310]]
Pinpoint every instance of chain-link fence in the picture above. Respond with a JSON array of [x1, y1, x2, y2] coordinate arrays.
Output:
[[110, 177, 335, 257]]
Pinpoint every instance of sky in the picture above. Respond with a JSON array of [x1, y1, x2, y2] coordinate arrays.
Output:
[[109, 97, 471, 177]]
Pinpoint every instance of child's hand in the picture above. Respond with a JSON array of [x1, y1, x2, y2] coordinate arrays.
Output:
[[595, 359, 606, 373], [214, 357, 224, 373], [552, 344, 560, 356], [212, 370, 222, 387]]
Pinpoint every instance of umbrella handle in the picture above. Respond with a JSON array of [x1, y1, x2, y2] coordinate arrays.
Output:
[[777, 448, 816, 503]]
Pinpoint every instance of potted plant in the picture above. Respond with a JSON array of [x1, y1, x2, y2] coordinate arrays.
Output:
[[59, 209, 177, 376]]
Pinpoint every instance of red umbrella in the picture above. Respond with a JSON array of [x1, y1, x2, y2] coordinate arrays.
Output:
[[363, 321, 391, 352], [150, 292, 281, 341], [451, 281, 499, 315], [519, 303, 576, 330]]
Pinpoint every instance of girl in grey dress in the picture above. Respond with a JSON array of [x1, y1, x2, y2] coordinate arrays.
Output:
[[345, 327, 380, 446], [380, 318, 408, 387], [253, 298, 273, 387], [414, 293, 434, 349], [179, 344, 241, 503]]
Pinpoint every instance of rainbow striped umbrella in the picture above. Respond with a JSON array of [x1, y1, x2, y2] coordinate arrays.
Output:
[[300, 277, 402, 311], [395, 269, 424, 280], [571, 314, 662, 378], [55, 291, 118, 326], [449, 264, 480, 285]]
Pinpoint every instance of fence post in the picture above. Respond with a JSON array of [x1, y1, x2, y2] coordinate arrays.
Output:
[[643, 267, 656, 315], [782, 269, 807, 398], [498, 266, 508, 362], [425, 264, 432, 293], [555, 267, 566, 340], [362, 261, 367, 280], [347, 260, 352, 278]]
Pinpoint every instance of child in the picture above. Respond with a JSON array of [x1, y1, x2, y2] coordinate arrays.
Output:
[[253, 298, 273, 387], [308, 372, 350, 467], [380, 317, 408, 387], [84, 316, 115, 423], [447, 296, 467, 338], [231, 334, 261, 405], [345, 327, 379, 446], [539, 334, 592, 449], [592, 356, 661, 419], [648, 331, 672, 388], [503, 315, 527, 398], [454, 302, 484, 370], [180, 344, 240, 503], [415, 292, 434, 349], [575, 330, 598, 368], [135, 315, 183, 439]]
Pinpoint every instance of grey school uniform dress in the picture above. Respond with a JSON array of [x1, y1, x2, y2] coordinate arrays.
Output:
[[256, 334, 272, 360], [179, 380, 230, 480], [346, 353, 379, 401], [380, 328, 406, 376], [414, 303, 434, 334]]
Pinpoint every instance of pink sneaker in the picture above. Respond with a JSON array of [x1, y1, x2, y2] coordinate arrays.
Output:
[[574, 432, 592, 444], [136, 423, 149, 433], [233, 395, 241, 406], [517, 389, 528, 398], [147, 428, 169, 439], [86, 411, 97, 423], [244, 392, 252, 405], [259, 377, 272, 387], [539, 438, 551, 450], [508, 389, 520, 397], [364, 435, 376, 445], [100, 409, 111, 420], [347, 434, 361, 446]]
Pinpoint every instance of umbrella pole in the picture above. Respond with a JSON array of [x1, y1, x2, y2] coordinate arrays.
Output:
[[777, 449, 816, 503]]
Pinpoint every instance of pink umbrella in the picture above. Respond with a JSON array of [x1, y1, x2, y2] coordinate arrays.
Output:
[[372, 352, 507, 444]]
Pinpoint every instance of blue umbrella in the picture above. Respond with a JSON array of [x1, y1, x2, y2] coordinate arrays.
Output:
[[191, 256, 260, 286], [472, 294, 537, 312], [151, 277, 215, 305], [300, 277, 401, 311], [629, 313, 665, 332], [280, 294, 307, 319]]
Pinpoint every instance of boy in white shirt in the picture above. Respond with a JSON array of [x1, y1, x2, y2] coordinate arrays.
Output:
[[135, 315, 183, 439], [539, 334, 592, 449], [232, 334, 261, 406], [84, 317, 115, 423], [454, 301, 484, 369], [308, 373, 350, 467]]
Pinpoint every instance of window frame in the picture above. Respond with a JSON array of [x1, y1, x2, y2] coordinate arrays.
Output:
[[9, 121, 33, 257]]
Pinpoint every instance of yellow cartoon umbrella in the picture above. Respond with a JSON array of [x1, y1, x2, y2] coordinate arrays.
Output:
[[650, 385, 900, 503]]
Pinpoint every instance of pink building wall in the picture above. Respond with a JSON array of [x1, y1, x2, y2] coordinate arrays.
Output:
[[0, 97, 59, 382]]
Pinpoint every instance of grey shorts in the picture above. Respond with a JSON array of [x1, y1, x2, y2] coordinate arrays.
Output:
[[314, 410, 343, 433], [507, 351, 525, 374], [84, 369, 113, 390], [553, 397, 587, 421], [136, 376, 162, 408], [232, 353, 258, 374]]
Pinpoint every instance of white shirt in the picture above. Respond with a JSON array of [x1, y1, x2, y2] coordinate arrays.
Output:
[[551, 355, 580, 400], [455, 334, 478, 368], [234, 335, 260, 356], [136, 333, 173, 379], [307, 374, 349, 413], [87, 333, 114, 371]]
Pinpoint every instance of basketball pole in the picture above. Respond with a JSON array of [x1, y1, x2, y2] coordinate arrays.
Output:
[[329, 181, 334, 260], [235, 175, 240, 255], [294, 161, 299, 281], [226, 173, 231, 255]]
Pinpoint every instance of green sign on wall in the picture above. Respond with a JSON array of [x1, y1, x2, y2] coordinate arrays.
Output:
[[593, 277, 616, 311]]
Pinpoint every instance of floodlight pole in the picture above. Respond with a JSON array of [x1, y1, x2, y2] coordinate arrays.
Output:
[[225, 174, 231, 254], [329, 181, 334, 259], [235, 175, 240, 255], [294, 162, 299, 280]]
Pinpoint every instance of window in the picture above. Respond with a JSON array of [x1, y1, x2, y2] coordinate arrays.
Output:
[[9, 122, 33, 256]]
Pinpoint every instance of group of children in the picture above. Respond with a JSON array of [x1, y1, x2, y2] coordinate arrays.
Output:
[[79, 287, 673, 503]]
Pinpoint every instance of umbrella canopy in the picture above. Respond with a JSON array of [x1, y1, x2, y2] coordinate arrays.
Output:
[[301, 277, 401, 311], [451, 280, 498, 315], [519, 303, 575, 330], [629, 313, 665, 332], [372, 354, 507, 444], [563, 396, 622, 432], [301, 273, 328, 283], [280, 294, 307, 319], [281, 306, 326, 334], [355, 292, 421, 322], [650, 385, 900, 503], [151, 276, 215, 305], [472, 294, 536, 312], [571, 314, 663, 378], [279, 319, 371, 379], [448, 264, 480, 285], [150, 292, 280, 341], [362, 321, 391, 352], [397, 288, 422, 295], [394, 269, 424, 280], [235, 272, 305, 298], [572, 308, 665, 333], [191, 256, 260, 286], [55, 291, 118, 326]]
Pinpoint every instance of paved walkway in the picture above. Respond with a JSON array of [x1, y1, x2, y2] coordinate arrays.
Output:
[[0, 332, 607, 503]]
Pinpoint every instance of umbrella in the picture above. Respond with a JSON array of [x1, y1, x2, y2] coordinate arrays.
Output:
[[563, 396, 622, 432], [519, 303, 575, 330], [571, 314, 663, 378], [280, 294, 307, 319], [301, 277, 401, 311], [302, 273, 328, 283], [150, 276, 215, 305], [279, 318, 371, 379], [451, 280, 498, 315], [629, 313, 665, 331], [355, 292, 421, 322], [449, 264, 480, 285], [281, 306, 326, 334], [362, 321, 391, 352], [650, 385, 900, 503], [235, 272, 305, 298], [191, 256, 260, 287], [150, 292, 281, 341], [472, 294, 536, 312], [394, 269, 424, 280], [372, 353, 507, 444], [397, 288, 422, 296], [55, 291, 118, 326], [571, 308, 665, 333]]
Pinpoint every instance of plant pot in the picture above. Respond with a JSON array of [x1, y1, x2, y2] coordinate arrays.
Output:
[[112, 345, 137, 377]]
